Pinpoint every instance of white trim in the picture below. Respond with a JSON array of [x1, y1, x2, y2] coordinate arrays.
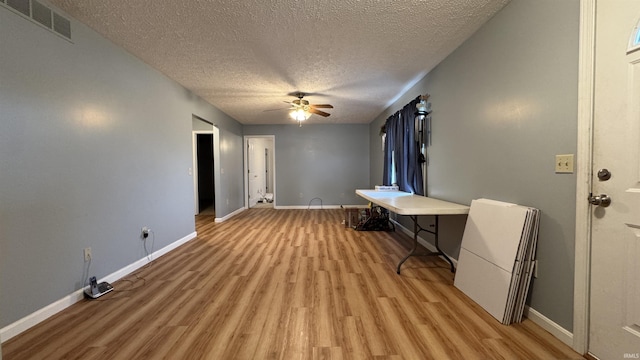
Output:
[[275, 205, 344, 210], [525, 306, 574, 348], [574, 0, 596, 354], [391, 218, 458, 267], [192, 131, 204, 215], [101, 232, 197, 283], [243, 135, 276, 210], [0, 232, 197, 343], [1, 290, 85, 343], [393, 218, 576, 347], [192, 128, 220, 216], [216, 204, 358, 219], [215, 207, 246, 222]]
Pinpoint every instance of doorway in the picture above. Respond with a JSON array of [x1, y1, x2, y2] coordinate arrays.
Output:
[[192, 122, 220, 216], [196, 133, 215, 214], [244, 136, 275, 209]]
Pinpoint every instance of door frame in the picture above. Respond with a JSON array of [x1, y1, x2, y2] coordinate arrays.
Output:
[[243, 135, 276, 209], [573, 0, 595, 354], [192, 128, 221, 215]]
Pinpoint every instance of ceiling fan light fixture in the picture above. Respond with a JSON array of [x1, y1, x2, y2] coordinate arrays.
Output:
[[280, 93, 331, 126], [289, 108, 311, 122]]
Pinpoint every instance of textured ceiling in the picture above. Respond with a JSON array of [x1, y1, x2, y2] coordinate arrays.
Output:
[[49, 0, 510, 125]]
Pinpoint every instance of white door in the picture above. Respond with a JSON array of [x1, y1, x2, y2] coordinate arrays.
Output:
[[589, 2, 640, 358], [247, 138, 266, 208]]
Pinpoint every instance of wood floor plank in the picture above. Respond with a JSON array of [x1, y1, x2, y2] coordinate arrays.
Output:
[[422, 301, 491, 360], [376, 296, 434, 359], [251, 280, 291, 359], [2, 209, 583, 359], [340, 316, 374, 359], [347, 272, 399, 357]]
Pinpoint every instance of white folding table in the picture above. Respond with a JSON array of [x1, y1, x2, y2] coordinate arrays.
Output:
[[355, 189, 470, 274]]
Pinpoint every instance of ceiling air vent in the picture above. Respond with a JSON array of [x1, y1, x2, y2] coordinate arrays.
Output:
[[1, 0, 72, 40]]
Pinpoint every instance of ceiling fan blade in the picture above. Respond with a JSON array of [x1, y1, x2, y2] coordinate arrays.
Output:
[[309, 108, 331, 117], [312, 104, 334, 109], [263, 106, 294, 112]]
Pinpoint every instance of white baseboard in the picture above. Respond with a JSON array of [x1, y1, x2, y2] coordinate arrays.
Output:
[[99, 231, 197, 285], [0, 289, 86, 343], [524, 306, 573, 347], [2, 223, 575, 350], [216, 205, 353, 218], [275, 205, 344, 210], [215, 207, 246, 222], [393, 219, 573, 347], [391, 219, 458, 267], [0, 231, 197, 343]]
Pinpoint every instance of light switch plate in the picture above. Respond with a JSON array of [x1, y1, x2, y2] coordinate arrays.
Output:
[[555, 154, 574, 173]]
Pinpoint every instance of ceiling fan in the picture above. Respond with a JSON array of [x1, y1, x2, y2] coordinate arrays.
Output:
[[285, 93, 334, 125]]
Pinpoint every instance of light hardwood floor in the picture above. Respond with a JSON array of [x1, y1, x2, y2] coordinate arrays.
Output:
[[3, 209, 583, 359]]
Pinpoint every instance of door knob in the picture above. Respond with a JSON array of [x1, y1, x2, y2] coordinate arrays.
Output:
[[588, 193, 611, 207]]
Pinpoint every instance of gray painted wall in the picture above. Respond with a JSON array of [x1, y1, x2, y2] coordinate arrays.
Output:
[[217, 128, 244, 214], [193, 117, 214, 131], [369, 0, 579, 331], [243, 125, 370, 206], [0, 6, 244, 328], [0, 0, 578, 339]]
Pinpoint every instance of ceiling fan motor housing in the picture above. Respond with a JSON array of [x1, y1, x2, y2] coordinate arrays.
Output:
[[284, 92, 333, 118]]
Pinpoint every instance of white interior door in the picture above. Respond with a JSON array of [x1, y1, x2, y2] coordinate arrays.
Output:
[[247, 138, 266, 208], [589, 2, 640, 358]]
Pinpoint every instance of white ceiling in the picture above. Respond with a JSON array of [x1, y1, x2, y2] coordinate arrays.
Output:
[[49, 0, 509, 125]]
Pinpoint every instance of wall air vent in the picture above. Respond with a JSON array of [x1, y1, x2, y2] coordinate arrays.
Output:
[[6, 0, 29, 17], [32, 0, 51, 29], [53, 11, 70, 38], [1, 0, 72, 41]]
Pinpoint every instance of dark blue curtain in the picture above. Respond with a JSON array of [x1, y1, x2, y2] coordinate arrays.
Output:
[[382, 97, 424, 195]]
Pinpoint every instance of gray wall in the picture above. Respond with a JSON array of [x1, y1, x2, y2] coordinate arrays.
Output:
[[244, 125, 370, 206], [193, 117, 214, 131], [369, 0, 579, 331], [191, 111, 245, 219], [0, 7, 244, 328], [217, 128, 244, 214], [191, 115, 244, 217]]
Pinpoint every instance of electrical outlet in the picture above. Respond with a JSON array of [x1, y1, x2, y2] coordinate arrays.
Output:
[[84, 247, 92, 262], [141, 227, 150, 239]]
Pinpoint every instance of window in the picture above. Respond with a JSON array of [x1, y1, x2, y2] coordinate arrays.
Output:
[[628, 17, 640, 54], [382, 96, 426, 195]]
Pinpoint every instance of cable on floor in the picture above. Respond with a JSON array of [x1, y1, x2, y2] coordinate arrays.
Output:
[[308, 197, 323, 210]]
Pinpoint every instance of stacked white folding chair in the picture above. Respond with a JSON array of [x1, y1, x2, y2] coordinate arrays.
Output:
[[454, 199, 540, 325]]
